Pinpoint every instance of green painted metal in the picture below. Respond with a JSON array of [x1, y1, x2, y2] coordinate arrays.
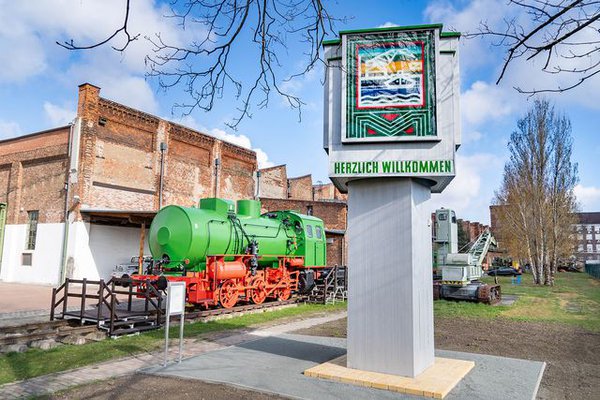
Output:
[[585, 263, 600, 279], [148, 198, 327, 273], [440, 31, 461, 38], [0, 203, 5, 267], [338, 23, 444, 36], [237, 199, 261, 218]]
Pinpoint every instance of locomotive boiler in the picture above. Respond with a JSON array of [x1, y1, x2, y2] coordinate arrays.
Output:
[[133, 198, 327, 308]]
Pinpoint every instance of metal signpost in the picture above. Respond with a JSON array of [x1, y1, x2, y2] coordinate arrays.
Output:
[[323, 24, 461, 377], [164, 281, 186, 366]]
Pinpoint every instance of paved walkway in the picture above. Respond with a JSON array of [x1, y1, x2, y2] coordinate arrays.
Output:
[[0, 311, 347, 399], [0, 283, 54, 313]]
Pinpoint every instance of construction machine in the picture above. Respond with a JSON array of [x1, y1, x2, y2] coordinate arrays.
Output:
[[432, 209, 501, 304]]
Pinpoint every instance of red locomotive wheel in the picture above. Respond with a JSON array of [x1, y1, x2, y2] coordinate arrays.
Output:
[[250, 278, 267, 304], [276, 280, 291, 301], [219, 280, 239, 308]]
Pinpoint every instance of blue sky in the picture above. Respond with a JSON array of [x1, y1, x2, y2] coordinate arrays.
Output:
[[1, 0, 598, 223]]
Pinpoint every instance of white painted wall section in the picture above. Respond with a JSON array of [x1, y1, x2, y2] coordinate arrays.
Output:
[[0, 223, 63, 285], [67, 222, 149, 281]]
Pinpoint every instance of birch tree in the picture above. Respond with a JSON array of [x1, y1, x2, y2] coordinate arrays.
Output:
[[494, 99, 578, 285]]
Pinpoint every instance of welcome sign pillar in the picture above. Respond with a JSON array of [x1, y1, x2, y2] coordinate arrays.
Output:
[[323, 25, 461, 377], [347, 178, 433, 376]]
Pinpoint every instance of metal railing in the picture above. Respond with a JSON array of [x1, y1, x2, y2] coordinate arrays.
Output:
[[585, 264, 600, 279], [309, 265, 347, 304], [50, 277, 163, 336]]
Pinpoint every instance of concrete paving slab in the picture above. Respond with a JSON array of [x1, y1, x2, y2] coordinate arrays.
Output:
[[145, 334, 545, 400], [0, 282, 53, 313], [495, 294, 518, 307]]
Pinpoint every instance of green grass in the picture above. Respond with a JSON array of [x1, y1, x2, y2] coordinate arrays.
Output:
[[3, 273, 598, 386], [0, 302, 346, 386], [434, 272, 600, 332]]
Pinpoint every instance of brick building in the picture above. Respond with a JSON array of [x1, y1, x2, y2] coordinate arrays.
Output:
[[257, 164, 347, 267], [573, 212, 600, 264], [0, 83, 257, 285], [489, 205, 504, 250], [458, 219, 489, 245]]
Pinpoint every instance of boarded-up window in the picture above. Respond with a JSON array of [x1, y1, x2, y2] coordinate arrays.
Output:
[[26, 210, 39, 250]]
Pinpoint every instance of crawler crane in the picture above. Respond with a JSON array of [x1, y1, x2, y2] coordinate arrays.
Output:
[[433, 209, 501, 304]]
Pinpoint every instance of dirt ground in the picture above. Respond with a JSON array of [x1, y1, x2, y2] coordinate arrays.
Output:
[[45, 374, 288, 400], [294, 317, 600, 400], [40, 316, 599, 400]]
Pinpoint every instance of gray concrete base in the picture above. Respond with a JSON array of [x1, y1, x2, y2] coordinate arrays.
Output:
[[144, 334, 545, 400]]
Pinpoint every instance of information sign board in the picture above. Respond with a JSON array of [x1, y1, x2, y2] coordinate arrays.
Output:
[[168, 282, 186, 315], [164, 281, 186, 366]]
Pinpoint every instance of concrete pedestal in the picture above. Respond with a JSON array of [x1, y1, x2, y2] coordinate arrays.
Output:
[[347, 178, 434, 377]]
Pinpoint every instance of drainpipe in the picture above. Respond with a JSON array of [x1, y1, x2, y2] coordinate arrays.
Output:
[[214, 158, 220, 198], [255, 170, 261, 200], [59, 119, 78, 284], [159, 142, 167, 209]]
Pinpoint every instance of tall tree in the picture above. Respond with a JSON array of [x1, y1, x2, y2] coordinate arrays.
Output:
[[494, 99, 578, 285]]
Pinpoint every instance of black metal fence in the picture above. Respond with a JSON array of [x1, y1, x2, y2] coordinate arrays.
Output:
[[584, 264, 600, 279]]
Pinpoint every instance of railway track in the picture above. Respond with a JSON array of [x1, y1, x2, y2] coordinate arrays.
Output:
[[183, 298, 298, 322], [0, 320, 101, 351], [1, 299, 300, 350]]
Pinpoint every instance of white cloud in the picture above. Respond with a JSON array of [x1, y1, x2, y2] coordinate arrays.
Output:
[[0, 26, 47, 82], [209, 128, 274, 169], [575, 184, 600, 211], [0, 0, 196, 113], [43, 102, 75, 126], [462, 130, 482, 143], [0, 121, 22, 140], [66, 58, 160, 113], [430, 153, 505, 223], [424, 0, 509, 72], [174, 116, 274, 168], [378, 22, 398, 28], [461, 81, 515, 126], [425, 0, 600, 108]]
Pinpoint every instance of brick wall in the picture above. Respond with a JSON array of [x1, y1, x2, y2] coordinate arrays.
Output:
[[287, 175, 312, 200], [259, 165, 287, 199], [260, 198, 346, 230], [74, 83, 257, 215], [0, 127, 70, 224], [260, 197, 347, 266], [489, 205, 504, 249], [325, 234, 345, 267], [0, 164, 10, 204], [219, 142, 256, 200], [313, 182, 347, 201], [0, 83, 258, 227]]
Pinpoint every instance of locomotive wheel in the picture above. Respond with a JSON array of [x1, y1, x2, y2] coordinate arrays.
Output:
[[276, 280, 291, 301], [250, 278, 267, 304], [219, 280, 239, 309]]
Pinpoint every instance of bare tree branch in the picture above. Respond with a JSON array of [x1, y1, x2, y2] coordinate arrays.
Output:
[[468, 0, 600, 94], [56, 0, 139, 52], [56, 0, 342, 129]]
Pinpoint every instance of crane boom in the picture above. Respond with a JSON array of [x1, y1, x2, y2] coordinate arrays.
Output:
[[467, 228, 497, 268]]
